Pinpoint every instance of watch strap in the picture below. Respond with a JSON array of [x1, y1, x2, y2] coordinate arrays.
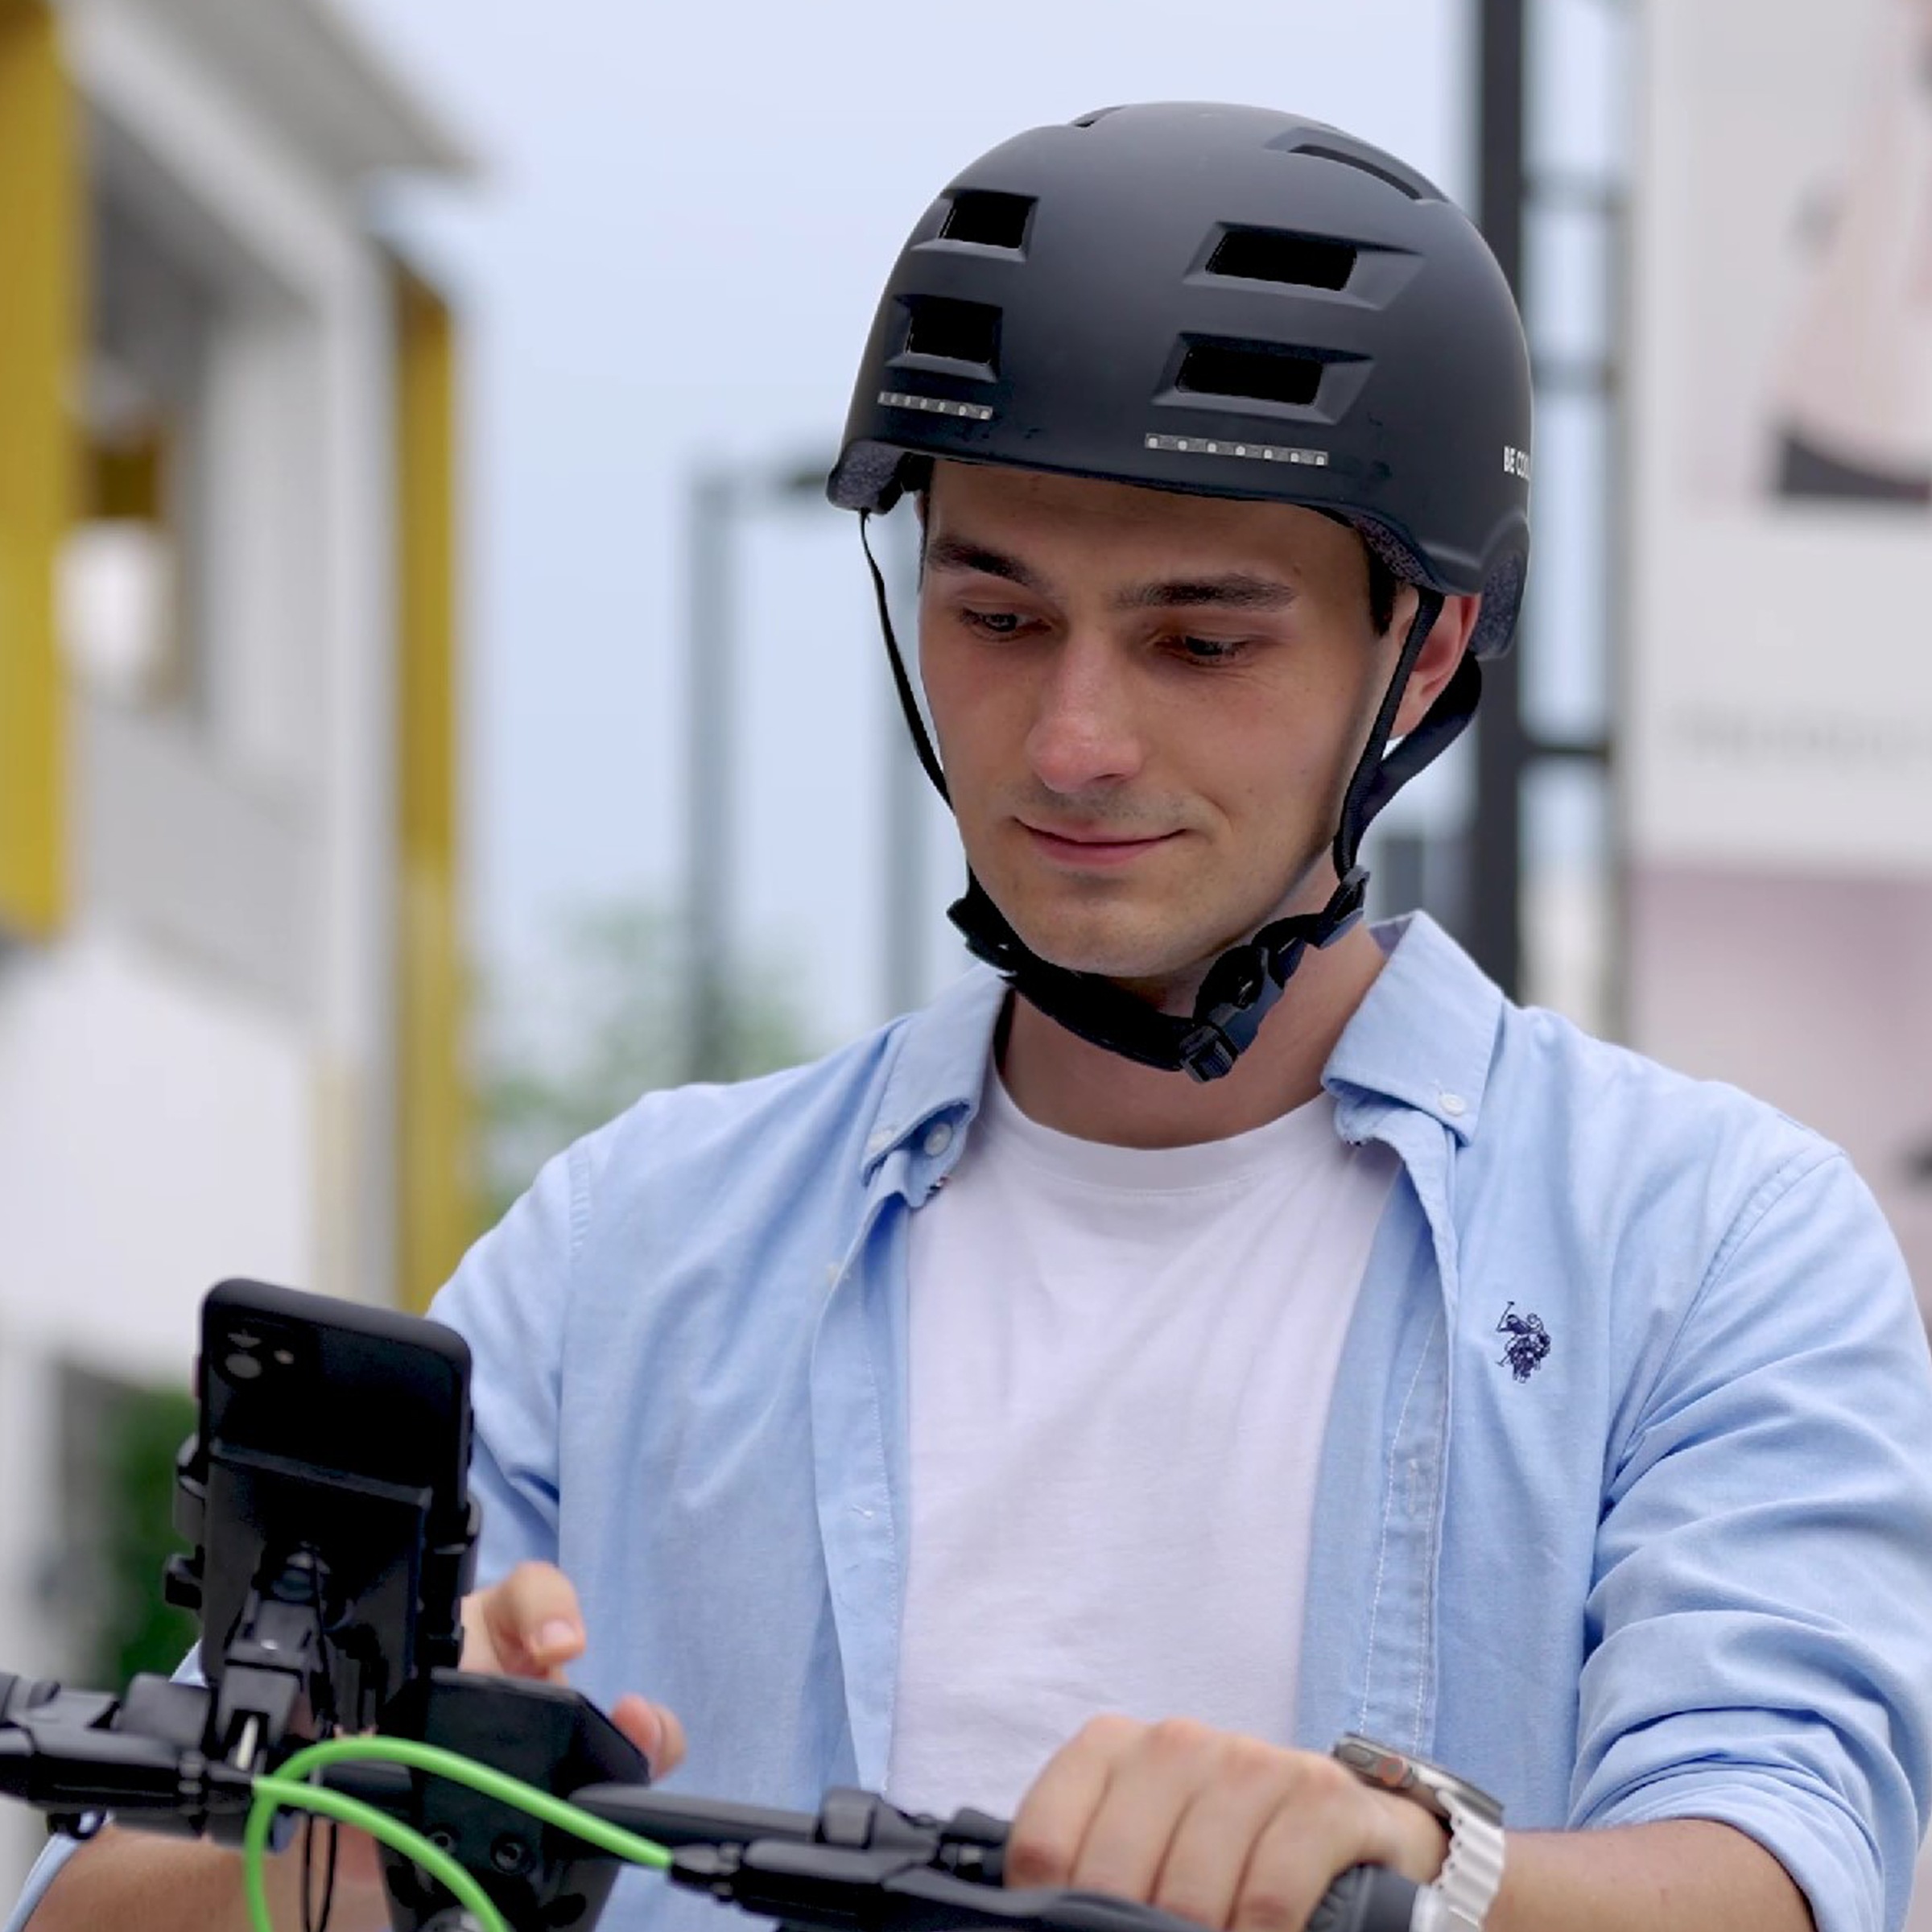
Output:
[[1331, 1736, 1505, 1932], [1426, 1786, 1507, 1932]]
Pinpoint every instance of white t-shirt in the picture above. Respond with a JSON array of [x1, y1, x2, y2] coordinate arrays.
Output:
[[885, 1070, 1398, 1818]]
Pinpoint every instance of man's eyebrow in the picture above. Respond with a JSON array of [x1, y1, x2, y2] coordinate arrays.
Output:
[[923, 535, 1298, 613], [1114, 573, 1298, 613], [923, 536, 1051, 594]]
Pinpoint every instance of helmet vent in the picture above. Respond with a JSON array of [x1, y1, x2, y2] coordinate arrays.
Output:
[[940, 191, 1034, 251], [1175, 339, 1327, 409], [1277, 140, 1426, 200], [903, 295, 1002, 370], [1207, 227, 1357, 291]]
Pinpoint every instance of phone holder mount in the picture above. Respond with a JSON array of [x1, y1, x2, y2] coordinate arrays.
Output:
[[163, 1450, 475, 1767]]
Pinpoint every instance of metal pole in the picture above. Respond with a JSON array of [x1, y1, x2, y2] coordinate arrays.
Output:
[[879, 507, 928, 1018], [1472, 0, 1530, 998], [685, 470, 735, 1081]]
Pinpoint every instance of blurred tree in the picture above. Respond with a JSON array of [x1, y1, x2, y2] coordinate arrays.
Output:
[[478, 899, 817, 1224], [98, 1385, 200, 1687], [52, 1367, 198, 1691]]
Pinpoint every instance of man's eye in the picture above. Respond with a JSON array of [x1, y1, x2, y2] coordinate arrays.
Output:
[[960, 609, 1029, 638], [1174, 635, 1245, 664]]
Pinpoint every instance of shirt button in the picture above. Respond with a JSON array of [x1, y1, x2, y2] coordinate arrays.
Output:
[[1439, 1092, 1468, 1117], [923, 1121, 954, 1158]]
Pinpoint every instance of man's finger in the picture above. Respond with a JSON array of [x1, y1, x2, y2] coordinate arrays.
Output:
[[1226, 1801, 1331, 1932], [1063, 1719, 1220, 1906], [1149, 1743, 1301, 1931], [1228, 1767, 1441, 1932], [1007, 1715, 1141, 1891], [480, 1563, 587, 1680], [611, 1695, 688, 1779]]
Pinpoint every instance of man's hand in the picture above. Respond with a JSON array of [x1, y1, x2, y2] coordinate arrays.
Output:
[[1005, 1717, 1446, 1932], [460, 1559, 687, 1774]]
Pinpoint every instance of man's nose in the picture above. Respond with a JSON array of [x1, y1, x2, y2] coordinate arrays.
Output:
[[1023, 631, 1146, 795]]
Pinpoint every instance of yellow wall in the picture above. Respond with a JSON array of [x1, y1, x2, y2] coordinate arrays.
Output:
[[394, 266, 475, 1311], [0, 0, 75, 939]]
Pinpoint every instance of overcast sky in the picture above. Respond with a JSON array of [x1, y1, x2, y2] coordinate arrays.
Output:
[[333, 0, 1495, 1051]]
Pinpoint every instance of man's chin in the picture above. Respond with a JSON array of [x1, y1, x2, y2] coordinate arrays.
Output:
[[998, 917, 1212, 995], [974, 872, 1288, 993]]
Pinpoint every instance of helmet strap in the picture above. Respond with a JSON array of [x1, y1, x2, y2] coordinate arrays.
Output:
[[860, 518, 1479, 1081], [861, 511, 948, 800]]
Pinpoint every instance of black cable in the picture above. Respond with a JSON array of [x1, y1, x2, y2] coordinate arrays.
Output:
[[300, 1557, 341, 1932]]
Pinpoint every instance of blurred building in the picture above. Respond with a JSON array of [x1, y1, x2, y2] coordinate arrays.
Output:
[[1625, 0, 1932, 1309], [0, 0, 475, 1839]]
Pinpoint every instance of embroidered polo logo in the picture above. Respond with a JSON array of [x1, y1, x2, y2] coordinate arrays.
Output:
[[1496, 1301, 1551, 1382]]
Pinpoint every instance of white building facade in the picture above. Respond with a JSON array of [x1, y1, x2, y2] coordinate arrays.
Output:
[[0, 0, 473, 1879]]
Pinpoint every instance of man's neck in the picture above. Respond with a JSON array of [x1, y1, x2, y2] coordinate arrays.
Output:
[[997, 920, 1389, 1147]]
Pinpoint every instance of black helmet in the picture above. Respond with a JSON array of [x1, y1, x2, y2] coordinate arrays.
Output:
[[828, 103, 1533, 1079]]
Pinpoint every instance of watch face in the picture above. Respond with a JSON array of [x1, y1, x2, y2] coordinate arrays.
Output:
[[1334, 1735, 1426, 1797], [1331, 1734, 1504, 1827]]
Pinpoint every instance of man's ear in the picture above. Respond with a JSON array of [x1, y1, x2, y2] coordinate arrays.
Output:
[[1392, 592, 1481, 737]]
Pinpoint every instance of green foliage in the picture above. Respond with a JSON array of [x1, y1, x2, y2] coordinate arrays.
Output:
[[478, 898, 817, 1223], [93, 1383, 200, 1690]]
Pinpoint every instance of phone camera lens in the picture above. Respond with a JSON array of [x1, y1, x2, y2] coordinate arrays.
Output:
[[225, 1352, 263, 1381]]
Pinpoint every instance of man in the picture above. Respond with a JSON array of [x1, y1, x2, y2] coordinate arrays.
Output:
[[16, 103, 1932, 1932]]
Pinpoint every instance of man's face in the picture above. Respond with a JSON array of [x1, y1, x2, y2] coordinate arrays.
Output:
[[918, 460, 1409, 994]]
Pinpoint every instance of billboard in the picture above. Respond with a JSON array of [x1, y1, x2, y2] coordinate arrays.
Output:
[[1626, 0, 1932, 1310]]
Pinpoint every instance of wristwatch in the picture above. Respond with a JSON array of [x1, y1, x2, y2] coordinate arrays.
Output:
[[1332, 1734, 1506, 1932]]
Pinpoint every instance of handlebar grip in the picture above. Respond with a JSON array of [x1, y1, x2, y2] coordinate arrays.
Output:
[[1027, 1865, 1416, 1932], [1018, 1866, 1416, 1932], [1307, 1864, 1419, 1932]]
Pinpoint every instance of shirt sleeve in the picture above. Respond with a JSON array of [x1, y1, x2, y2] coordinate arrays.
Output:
[[428, 1138, 588, 1589], [1574, 1146, 1932, 1932]]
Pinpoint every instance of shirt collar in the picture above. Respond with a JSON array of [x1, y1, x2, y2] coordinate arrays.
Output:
[[1323, 911, 1503, 1144], [862, 966, 1008, 1180], [863, 908, 1504, 1179]]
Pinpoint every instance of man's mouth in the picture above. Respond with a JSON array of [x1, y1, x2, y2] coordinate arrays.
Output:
[[1019, 820, 1181, 867]]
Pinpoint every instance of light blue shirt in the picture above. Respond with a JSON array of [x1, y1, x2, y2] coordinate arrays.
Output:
[[12, 914, 1932, 1932]]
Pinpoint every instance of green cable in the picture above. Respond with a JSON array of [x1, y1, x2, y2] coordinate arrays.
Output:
[[275, 1734, 673, 1872], [246, 1732, 674, 1932], [246, 1775, 507, 1932]]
